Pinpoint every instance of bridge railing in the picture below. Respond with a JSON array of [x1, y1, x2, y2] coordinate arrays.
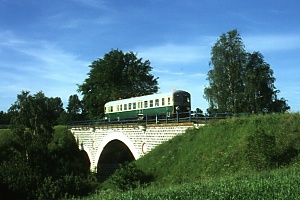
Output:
[[68, 111, 250, 128]]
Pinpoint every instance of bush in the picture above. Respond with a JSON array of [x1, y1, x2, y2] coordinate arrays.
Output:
[[0, 158, 39, 200], [37, 174, 98, 200], [107, 162, 154, 191]]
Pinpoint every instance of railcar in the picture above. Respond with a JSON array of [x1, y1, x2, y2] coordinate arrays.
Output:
[[104, 90, 191, 121]]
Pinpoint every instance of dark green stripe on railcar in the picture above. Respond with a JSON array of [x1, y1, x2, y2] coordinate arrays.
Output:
[[105, 106, 174, 120]]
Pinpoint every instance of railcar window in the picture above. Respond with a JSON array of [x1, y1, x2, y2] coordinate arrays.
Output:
[[155, 99, 159, 106], [138, 102, 142, 109], [124, 104, 127, 110], [129, 103, 132, 110], [150, 100, 153, 107], [105, 106, 113, 113], [168, 97, 171, 105], [162, 98, 165, 106], [120, 105, 122, 111], [117, 105, 120, 111], [144, 101, 148, 108], [133, 102, 136, 109]]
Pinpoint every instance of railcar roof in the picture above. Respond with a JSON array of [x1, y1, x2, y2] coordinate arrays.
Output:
[[104, 91, 175, 106]]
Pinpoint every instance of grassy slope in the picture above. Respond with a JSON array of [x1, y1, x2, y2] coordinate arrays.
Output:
[[136, 113, 300, 185], [81, 113, 300, 199]]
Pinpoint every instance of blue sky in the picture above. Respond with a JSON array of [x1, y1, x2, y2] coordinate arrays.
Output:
[[1, 0, 300, 112]]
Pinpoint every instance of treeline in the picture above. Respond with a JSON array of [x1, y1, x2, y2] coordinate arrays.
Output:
[[0, 92, 86, 127]]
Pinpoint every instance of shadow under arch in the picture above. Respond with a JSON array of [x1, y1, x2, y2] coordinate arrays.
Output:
[[79, 144, 94, 171], [95, 132, 139, 181], [79, 149, 91, 173]]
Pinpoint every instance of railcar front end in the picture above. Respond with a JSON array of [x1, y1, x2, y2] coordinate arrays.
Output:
[[172, 90, 191, 115]]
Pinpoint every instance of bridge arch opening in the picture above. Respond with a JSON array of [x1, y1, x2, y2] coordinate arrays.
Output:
[[97, 139, 135, 181]]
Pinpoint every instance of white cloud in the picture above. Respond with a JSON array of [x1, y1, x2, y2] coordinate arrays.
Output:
[[132, 39, 212, 111], [137, 41, 212, 64], [153, 69, 184, 76], [189, 73, 206, 77], [0, 33, 90, 110], [7, 41, 89, 83], [244, 35, 300, 52]]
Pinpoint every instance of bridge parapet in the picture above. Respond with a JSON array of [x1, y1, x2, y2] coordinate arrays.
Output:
[[70, 123, 203, 172]]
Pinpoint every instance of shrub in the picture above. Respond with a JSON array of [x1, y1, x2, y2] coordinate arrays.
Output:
[[107, 162, 154, 191], [37, 174, 98, 200]]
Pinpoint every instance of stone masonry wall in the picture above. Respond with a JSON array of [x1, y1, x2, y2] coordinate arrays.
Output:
[[70, 123, 197, 171]]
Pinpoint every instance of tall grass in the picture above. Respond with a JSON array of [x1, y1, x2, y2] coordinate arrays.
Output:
[[78, 166, 300, 199], [134, 113, 300, 185]]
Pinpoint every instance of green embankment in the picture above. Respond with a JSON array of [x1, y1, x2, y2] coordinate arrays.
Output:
[[85, 113, 300, 199], [137, 113, 300, 184]]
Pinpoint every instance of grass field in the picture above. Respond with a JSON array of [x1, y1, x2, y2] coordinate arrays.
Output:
[[0, 128, 11, 134], [76, 113, 300, 199]]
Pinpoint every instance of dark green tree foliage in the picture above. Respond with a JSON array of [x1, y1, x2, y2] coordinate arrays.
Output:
[[243, 52, 290, 113], [9, 91, 55, 163], [48, 128, 90, 178], [78, 49, 159, 119], [9, 91, 64, 140], [0, 111, 11, 127], [66, 94, 86, 121], [205, 29, 247, 113], [48, 97, 65, 125], [0, 91, 95, 199], [204, 29, 289, 114]]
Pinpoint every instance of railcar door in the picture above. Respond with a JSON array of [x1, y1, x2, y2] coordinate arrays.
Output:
[[137, 100, 143, 120]]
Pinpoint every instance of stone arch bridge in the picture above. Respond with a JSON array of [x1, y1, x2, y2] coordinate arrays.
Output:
[[70, 122, 202, 178]]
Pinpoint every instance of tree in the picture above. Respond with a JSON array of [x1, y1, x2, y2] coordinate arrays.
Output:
[[244, 52, 289, 113], [1, 91, 96, 199], [0, 111, 11, 126], [66, 94, 85, 122], [8, 91, 57, 176], [204, 29, 289, 114], [78, 49, 159, 119], [9, 91, 57, 143], [48, 127, 90, 178], [204, 29, 247, 113], [48, 97, 65, 125], [0, 91, 59, 199]]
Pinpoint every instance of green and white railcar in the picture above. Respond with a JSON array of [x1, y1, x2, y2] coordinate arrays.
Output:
[[104, 90, 191, 121]]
